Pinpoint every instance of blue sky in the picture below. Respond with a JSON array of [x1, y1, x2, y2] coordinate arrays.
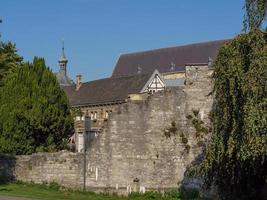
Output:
[[1, 0, 245, 81]]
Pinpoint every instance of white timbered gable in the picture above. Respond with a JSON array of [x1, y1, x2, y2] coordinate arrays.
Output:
[[141, 70, 165, 94]]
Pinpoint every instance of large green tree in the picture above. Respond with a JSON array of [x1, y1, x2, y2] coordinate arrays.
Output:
[[0, 57, 74, 155], [198, 2, 267, 199], [0, 20, 22, 86], [200, 30, 266, 200], [0, 41, 22, 86]]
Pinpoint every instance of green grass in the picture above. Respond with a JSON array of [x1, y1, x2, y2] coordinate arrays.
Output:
[[0, 182, 182, 200]]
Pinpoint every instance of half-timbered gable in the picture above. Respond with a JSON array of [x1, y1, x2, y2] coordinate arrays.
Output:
[[141, 70, 165, 93]]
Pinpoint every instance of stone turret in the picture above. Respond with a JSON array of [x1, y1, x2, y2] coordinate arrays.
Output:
[[55, 41, 73, 86], [58, 41, 68, 76]]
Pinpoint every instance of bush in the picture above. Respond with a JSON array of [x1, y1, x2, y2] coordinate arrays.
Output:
[[185, 145, 191, 153], [47, 181, 61, 191], [128, 191, 181, 200], [182, 137, 188, 144], [179, 186, 200, 200]]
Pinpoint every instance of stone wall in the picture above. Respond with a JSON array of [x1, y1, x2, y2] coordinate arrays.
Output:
[[84, 65, 213, 193], [0, 65, 213, 194], [163, 71, 185, 80], [6, 151, 84, 189]]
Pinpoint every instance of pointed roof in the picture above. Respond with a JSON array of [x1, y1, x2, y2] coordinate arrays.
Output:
[[55, 40, 73, 86], [59, 40, 68, 63], [112, 39, 229, 77], [54, 72, 73, 86]]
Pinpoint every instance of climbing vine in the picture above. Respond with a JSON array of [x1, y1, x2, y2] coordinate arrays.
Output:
[[187, 109, 210, 147], [164, 121, 190, 154]]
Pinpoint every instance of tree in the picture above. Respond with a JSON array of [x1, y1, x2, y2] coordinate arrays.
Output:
[[0, 57, 74, 155], [0, 41, 22, 86], [0, 19, 22, 86], [196, 2, 267, 199], [243, 0, 267, 31], [200, 30, 266, 200]]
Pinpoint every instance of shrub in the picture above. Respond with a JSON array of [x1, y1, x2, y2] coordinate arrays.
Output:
[[185, 145, 191, 153], [181, 137, 188, 144], [179, 186, 200, 199]]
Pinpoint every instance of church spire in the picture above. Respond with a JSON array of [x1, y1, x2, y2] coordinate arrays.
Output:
[[61, 40, 66, 58], [58, 39, 68, 75]]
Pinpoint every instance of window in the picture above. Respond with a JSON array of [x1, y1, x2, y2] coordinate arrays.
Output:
[[105, 111, 109, 119], [90, 111, 97, 120], [94, 111, 97, 120]]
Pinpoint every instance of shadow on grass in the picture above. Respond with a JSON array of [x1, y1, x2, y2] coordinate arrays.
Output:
[[0, 188, 12, 192], [0, 154, 16, 185]]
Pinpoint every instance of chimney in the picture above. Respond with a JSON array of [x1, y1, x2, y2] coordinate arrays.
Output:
[[76, 74, 82, 90]]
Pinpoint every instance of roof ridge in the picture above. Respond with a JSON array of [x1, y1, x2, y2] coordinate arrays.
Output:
[[119, 39, 230, 57], [83, 72, 153, 85], [110, 71, 153, 79]]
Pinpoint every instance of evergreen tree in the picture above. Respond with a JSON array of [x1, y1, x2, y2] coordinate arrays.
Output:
[[0, 41, 22, 86], [0, 57, 74, 155]]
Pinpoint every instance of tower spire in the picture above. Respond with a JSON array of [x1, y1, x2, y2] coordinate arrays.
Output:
[[58, 39, 68, 75], [62, 39, 65, 58]]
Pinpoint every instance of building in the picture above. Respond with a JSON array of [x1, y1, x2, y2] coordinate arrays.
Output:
[[55, 44, 166, 151], [112, 39, 228, 86], [55, 39, 228, 152], [63, 70, 165, 152]]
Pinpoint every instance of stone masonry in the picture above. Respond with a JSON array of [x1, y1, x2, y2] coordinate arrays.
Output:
[[0, 65, 213, 194]]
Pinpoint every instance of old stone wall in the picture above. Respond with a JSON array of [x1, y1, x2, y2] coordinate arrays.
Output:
[[11, 151, 84, 188], [1, 65, 213, 194], [84, 65, 213, 193]]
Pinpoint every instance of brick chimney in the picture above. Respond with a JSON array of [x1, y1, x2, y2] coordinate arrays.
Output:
[[76, 74, 82, 90]]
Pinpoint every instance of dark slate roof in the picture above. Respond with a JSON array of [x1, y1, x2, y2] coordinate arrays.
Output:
[[62, 73, 152, 106], [112, 39, 229, 77], [55, 72, 74, 86]]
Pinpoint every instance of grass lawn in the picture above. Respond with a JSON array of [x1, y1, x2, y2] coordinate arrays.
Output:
[[0, 182, 182, 200]]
